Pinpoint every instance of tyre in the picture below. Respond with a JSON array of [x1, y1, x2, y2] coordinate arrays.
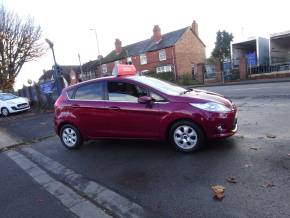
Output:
[[60, 124, 83, 149], [1, 108, 9, 117], [169, 121, 205, 153]]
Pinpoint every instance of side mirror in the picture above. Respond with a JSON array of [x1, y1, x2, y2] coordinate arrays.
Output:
[[138, 96, 153, 104]]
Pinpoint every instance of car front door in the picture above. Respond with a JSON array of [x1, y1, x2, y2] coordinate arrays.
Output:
[[103, 80, 165, 139]]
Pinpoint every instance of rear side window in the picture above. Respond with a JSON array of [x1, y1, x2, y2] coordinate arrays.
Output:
[[66, 89, 74, 99], [74, 82, 103, 100]]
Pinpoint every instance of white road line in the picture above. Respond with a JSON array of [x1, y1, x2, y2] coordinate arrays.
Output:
[[5, 150, 112, 218], [21, 147, 150, 218]]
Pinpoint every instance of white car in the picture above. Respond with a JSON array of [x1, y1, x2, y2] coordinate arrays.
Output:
[[0, 93, 30, 117]]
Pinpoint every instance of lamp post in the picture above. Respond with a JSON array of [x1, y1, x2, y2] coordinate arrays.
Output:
[[45, 38, 62, 95]]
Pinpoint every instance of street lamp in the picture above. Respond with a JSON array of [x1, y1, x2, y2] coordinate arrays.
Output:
[[89, 28, 101, 57], [45, 38, 62, 96]]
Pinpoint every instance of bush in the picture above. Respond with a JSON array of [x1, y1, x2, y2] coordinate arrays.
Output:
[[177, 73, 200, 85]]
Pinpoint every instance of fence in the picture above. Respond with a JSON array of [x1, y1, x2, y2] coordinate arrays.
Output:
[[248, 63, 290, 74], [18, 82, 59, 110]]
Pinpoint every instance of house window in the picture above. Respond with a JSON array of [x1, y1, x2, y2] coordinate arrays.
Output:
[[159, 49, 166, 61], [127, 57, 132, 64], [156, 65, 172, 74], [102, 64, 107, 74], [140, 54, 147, 65]]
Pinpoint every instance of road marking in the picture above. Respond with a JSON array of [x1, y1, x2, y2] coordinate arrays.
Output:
[[21, 147, 151, 218], [5, 150, 112, 218]]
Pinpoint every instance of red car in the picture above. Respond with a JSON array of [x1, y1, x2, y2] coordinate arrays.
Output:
[[54, 66, 237, 153]]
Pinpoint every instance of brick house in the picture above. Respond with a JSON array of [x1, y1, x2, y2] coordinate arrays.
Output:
[[99, 20, 206, 80]]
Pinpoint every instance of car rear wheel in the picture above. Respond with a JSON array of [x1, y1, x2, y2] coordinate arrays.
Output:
[[1, 108, 9, 117], [60, 124, 82, 149], [169, 121, 205, 153]]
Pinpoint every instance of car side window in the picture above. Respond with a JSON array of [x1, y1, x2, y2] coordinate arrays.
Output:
[[74, 82, 103, 100], [107, 82, 147, 102], [150, 92, 166, 102]]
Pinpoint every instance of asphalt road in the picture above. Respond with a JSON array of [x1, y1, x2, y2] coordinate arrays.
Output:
[[1, 81, 290, 218]]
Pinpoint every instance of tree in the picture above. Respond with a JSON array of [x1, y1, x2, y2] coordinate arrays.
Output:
[[0, 5, 45, 91], [211, 30, 233, 64]]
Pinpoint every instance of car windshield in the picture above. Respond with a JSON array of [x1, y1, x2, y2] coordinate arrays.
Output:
[[0, 93, 17, 101], [131, 76, 187, 95]]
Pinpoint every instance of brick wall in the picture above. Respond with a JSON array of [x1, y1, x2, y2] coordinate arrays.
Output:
[[175, 28, 206, 77], [103, 47, 175, 75]]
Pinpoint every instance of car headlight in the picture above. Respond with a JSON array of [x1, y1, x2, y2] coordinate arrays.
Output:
[[7, 102, 16, 106], [190, 102, 231, 112]]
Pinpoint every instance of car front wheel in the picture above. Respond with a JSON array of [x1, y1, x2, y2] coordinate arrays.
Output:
[[1, 108, 9, 117], [60, 124, 82, 149], [169, 121, 205, 153]]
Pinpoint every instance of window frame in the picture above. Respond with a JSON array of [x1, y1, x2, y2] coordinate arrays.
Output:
[[140, 54, 147, 65], [70, 81, 105, 101], [102, 64, 108, 74], [159, 49, 166, 61]]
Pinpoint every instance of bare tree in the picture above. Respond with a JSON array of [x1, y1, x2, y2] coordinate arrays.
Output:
[[0, 5, 45, 91]]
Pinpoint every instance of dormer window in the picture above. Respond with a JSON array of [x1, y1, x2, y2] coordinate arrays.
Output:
[[159, 49, 166, 61]]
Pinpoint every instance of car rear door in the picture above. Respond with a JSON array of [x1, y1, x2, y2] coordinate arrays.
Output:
[[70, 81, 109, 138], [103, 80, 164, 139]]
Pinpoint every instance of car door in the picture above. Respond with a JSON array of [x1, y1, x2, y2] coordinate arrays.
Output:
[[103, 80, 165, 139], [70, 81, 109, 138]]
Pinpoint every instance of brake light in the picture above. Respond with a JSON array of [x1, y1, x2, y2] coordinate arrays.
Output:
[[54, 94, 65, 109]]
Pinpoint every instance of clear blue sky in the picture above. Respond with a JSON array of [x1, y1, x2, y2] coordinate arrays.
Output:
[[2, 0, 290, 89]]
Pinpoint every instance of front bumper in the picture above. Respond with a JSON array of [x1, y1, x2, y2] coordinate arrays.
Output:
[[205, 110, 238, 139], [9, 105, 30, 113]]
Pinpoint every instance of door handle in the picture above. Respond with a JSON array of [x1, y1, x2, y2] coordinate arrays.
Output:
[[108, 106, 121, 110]]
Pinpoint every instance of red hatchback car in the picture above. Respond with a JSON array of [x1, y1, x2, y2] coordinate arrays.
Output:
[[54, 71, 237, 153]]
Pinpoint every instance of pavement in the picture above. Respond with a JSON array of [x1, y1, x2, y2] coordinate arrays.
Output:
[[189, 77, 290, 88], [0, 81, 290, 218]]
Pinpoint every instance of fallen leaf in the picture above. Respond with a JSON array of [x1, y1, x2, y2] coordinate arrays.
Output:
[[266, 133, 276, 139], [211, 185, 225, 200], [226, 176, 238, 184], [261, 181, 274, 188], [288, 153, 290, 157]]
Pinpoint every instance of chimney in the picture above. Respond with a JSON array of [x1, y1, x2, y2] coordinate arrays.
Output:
[[151, 25, 162, 43], [191, 20, 198, 36], [115, 38, 122, 55]]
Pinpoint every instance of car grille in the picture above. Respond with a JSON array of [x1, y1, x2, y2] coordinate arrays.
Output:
[[17, 103, 28, 108]]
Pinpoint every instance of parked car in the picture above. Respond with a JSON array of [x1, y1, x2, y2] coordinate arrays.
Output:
[[0, 93, 30, 117], [54, 65, 237, 153]]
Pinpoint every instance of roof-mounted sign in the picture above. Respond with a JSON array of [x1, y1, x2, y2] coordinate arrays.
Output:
[[112, 64, 137, 77]]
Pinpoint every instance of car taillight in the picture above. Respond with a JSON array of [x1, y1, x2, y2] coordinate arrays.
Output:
[[54, 95, 65, 109]]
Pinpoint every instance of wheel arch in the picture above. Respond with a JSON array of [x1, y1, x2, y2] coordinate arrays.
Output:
[[165, 118, 207, 140]]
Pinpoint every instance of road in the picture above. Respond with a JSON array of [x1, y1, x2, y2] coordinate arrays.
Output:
[[1, 81, 290, 218]]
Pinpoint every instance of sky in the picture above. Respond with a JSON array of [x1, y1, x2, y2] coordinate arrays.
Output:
[[2, 0, 290, 89]]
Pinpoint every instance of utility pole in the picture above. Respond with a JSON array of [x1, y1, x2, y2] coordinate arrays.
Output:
[[89, 28, 100, 57], [89, 28, 102, 77]]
